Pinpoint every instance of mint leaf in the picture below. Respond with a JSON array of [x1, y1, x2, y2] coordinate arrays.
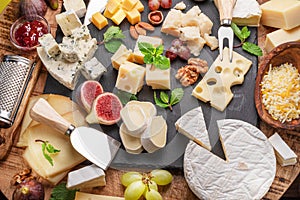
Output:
[[160, 91, 169, 104], [115, 89, 137, 105], [36, 140, 60, 166], [104, 40, 122, 53], [143, 54, 154, 64], [42, 143, 54, 166], [231, 23, 244, 41], [242, 42, 263, 56], [50, 183, 77, 200], [155, 45, 164, 55], [103, 26, 124, 42], [153, 55, 170, 70], [241, 26, 251, 40], [138, 42, 155, 55], [46, 142, 60, 154], [170, 88, 184, 105], [154, 91, 169, 108]]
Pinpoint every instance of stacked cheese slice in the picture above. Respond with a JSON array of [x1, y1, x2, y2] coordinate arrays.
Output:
[[182, 109, 276, 199]]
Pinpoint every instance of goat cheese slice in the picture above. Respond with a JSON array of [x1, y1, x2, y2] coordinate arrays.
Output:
[[184, 119, 276, 199]]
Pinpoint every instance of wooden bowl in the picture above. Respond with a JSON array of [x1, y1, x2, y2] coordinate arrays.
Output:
[[255, 42, 300, 131]]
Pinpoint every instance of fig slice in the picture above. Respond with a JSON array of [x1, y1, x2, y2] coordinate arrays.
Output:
[[86, 92, 123, 125], [76, 80, 103, 113]]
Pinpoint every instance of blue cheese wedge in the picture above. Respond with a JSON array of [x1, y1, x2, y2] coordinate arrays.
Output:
[[75, 38, 98, 62], [71, 25, 91, 41], [67, 164, 106, 189], [37, 47, 81, 90], [38, 33, 60, 58], [175, 107, 211, 151], [56, 9, 82, 36], [81, 57, 107, 80], [59, 38, 79, 63], [268, 132, 297, 166], [63, 0, 87, 18]]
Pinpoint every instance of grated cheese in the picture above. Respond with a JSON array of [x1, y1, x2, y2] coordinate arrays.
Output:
[[261, 63, 300, 123]]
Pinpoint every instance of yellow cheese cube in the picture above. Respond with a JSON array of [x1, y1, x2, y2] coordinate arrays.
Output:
[[122, 0, 138, 11], [106, 0, 121, 14], [103, 8, 113, 19], [115, 61, 145, 95], [125, 8, 141, 25], [111, 44, 133, 70], [91, 12, 108, 30], [111, 8, 126, 25], [134, 1, 144, 12]]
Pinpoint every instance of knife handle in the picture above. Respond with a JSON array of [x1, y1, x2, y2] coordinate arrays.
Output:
[[215, 0, 237, 24], [30, 98, 74, 135]]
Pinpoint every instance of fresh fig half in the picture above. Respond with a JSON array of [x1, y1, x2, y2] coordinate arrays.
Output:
[[86, 92, 123, 125], [76, 80, 103, 113]]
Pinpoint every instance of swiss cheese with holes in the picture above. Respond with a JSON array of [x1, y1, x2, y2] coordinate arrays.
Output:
[[192, 48, 252, 111]]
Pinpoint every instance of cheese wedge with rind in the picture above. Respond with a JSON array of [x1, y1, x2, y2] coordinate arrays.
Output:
[[67, 164, 106, 189], [175, 107, 211, 151], [184, 119, 276, 199]]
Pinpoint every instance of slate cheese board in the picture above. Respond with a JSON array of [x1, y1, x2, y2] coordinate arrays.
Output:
[[44, 0, 258, 169]]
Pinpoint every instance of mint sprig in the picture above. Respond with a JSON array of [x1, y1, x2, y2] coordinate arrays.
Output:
[[99, 26, 126, 53], [35, 140, 60, 166], [154, 88, 184, 111], [231, 23, 262, 56], [138, 42, 170, 70], [50, 183, 77, 200]]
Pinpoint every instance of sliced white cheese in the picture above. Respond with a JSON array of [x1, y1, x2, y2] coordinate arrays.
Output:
[[126, 101, 157, 119], [175, 107, 211, 151], [145, 64, 170, 90], [120, 104, 147, 136], [184, 119, 276, 199], [37, 47, 81, 90], [63, 0, 87, 18], [115, 61, 145, 95], [119, 123, 143, 154], [268, 132, 297, 166], [192, 47, 252, 111], [38, 33, 60, 58], [67, 164, 106, 189], [81, 57, 107, 80], [56, 9, 82, 36], [75, 192, 125, 200], [141, 116, 167, 153]]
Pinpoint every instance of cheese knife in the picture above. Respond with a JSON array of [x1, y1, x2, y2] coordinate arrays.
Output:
[[29, 98, 120, 170]]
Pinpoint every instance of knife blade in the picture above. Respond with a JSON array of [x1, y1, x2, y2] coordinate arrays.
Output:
[[30, 98, 120, 170], [84, 0, 108, 25]]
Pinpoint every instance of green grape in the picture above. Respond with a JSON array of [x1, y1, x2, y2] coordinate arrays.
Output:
[[150, 169, 173, 185], [124, 180, 146, 200], [121, 172, 142, 187], [143, 180, 158, 196], [145, 189, 163, 200]]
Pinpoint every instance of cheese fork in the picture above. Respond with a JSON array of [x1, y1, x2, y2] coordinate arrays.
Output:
[[215, 0, 237, 62]]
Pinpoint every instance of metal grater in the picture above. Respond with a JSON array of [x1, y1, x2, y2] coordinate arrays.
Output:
[[0, 55, 35, 128]]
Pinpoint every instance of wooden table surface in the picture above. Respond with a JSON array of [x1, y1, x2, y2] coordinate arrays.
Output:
[[0, 0, 299, 199]]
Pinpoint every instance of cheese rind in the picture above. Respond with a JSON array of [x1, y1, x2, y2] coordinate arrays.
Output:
[[184, 119, 276, 199], [268, 132, 297, 166], [192, 48, 252, 111], [175, 107, 211, 151], [260, 0, 300, 30], [115, 61, 145, 95], [264, 26, 300, 53], [67, 164, 106, 189]]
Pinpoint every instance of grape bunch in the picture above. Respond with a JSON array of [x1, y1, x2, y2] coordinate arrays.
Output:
[[165, 39, 191, 61], [121, 169, 173, 200]]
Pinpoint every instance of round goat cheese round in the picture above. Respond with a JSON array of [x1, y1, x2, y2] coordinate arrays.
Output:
[[184, 119, 276, 199]]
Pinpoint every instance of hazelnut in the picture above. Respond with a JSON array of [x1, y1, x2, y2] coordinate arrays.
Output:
[[148, 11, 164, 26]]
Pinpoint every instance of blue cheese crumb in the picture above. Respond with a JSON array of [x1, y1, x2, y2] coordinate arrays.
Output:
[[81, 57, 107, 80]]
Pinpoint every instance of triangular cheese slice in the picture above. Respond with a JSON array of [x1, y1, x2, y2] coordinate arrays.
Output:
[[184, 119, 276, 199], [175, 107, 211, 151]]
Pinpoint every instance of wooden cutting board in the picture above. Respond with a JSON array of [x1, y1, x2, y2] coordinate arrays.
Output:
[[0, 0, 299, 199]]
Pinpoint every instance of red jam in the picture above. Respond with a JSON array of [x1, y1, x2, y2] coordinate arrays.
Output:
[[14, 20, 48, 48]]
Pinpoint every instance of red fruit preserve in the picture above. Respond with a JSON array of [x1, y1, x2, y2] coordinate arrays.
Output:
[[14, 20, 48, 48]]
